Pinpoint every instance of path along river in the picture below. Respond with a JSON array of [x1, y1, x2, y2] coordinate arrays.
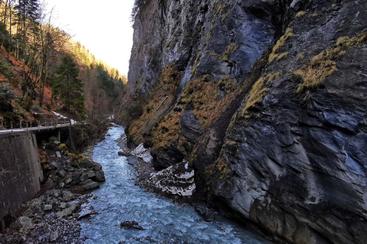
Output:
[[80, 126, 267, 244]]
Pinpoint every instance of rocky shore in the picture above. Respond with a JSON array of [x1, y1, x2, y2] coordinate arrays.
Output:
[[118, 132, 226, 224], [0, 138, 105, 243], [118, 133, 197, 201]]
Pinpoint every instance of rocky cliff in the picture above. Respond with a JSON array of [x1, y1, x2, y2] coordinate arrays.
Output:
[[127, 0, 367, 243]]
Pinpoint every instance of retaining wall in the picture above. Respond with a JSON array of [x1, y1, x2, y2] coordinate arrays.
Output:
[[0, 132, 43, 226]]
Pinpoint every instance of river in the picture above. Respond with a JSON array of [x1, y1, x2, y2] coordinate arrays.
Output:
[[80, 126, 267, 243]]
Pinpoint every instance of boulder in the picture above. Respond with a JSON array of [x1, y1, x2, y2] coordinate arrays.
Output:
[[80, 180, 100, 192], [120, 221, 144, 231], [118, 151, 129, 157], [18, 216, 33, 232]]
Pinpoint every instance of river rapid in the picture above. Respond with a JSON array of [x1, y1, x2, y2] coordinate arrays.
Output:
[[80, 126, 267, 244]]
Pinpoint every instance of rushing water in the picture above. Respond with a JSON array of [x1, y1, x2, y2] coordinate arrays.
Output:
[[80, 126, 266, 244]]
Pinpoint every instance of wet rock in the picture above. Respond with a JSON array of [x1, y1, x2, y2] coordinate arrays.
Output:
[[78, 210, 97, 220], [18, 216, 33, 231], [81, 179, 100, 192], [120, 221, 144, 231], [118, 151, 129, 157], [194, 204, 216, 222], [93, 171, 105, 183]]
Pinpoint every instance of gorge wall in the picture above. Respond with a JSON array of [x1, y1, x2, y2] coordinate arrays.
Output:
[[127, 0, 367, 243], [0, 133, 43, 227]]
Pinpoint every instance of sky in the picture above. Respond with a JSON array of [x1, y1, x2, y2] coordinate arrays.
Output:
[[44, 0, 135, 76]]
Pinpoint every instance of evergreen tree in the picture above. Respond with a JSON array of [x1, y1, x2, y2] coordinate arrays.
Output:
[[13, 0, 40, 57], [52, 55, 85, 118], [14, 0, 40, 23]]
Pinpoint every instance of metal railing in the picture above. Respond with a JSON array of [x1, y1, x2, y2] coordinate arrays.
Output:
[[0, 118, 76, 135]]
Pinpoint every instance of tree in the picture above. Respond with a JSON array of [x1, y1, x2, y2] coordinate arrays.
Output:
[[13, 0, 41, 58], [52, 55, 85, 118]]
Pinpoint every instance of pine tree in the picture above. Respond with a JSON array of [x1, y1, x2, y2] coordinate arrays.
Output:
[[14, 0, 40, 23], [52, 55, 85, 118], [13, 0, 40, 58]]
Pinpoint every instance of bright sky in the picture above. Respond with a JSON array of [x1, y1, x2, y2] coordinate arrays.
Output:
[[44, 0, 135, 76]]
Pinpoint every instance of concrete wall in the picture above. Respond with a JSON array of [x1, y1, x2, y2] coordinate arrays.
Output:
[[0, 132, 43, 225]]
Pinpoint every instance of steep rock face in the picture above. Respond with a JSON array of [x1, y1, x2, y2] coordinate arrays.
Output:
[[207, 1, 367, 243], [127, 0, 367, 243], [128, 0, 280, 168]]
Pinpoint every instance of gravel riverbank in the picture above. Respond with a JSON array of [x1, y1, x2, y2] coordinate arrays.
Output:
[[0, 139, 105, 243]]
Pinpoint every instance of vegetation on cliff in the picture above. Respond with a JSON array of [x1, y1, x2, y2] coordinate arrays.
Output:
[[0, 0, 126, 126], [125, 0, 367, 243]]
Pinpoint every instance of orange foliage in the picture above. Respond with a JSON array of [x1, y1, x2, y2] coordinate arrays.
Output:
[[151, 75, 239, 151], [128, 65, 181, 143]]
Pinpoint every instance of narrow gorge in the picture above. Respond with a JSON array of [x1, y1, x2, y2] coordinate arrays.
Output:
[[1, 0, 366, 243]]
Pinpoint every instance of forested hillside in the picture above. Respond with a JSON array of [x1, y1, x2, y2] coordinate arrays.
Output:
[[0, 0, 125, 128]]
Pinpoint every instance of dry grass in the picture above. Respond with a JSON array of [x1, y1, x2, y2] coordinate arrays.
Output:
[[128, 65, 181, 142], [150, 76, 239, 150], [151, 110, 181, 149], [296, 11, 306, 18], [241, 72, 280, 115], [180, 76, 238, 127], [295, 32, 367, 92], [268, 28, 294, 63]]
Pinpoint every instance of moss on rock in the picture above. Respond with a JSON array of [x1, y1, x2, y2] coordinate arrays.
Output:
[[295, 32, 367, 92]]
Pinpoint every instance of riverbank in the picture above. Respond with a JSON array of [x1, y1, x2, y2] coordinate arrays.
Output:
[[117, 127, 273, 243], [80, 126, 266, 243], [0, 135, 105, 243]]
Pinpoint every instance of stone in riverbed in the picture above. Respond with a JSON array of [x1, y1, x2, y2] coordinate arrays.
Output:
[[120, 221, 144, 230], [118, 151, 129, 157], [78, 210, 97, 220]]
